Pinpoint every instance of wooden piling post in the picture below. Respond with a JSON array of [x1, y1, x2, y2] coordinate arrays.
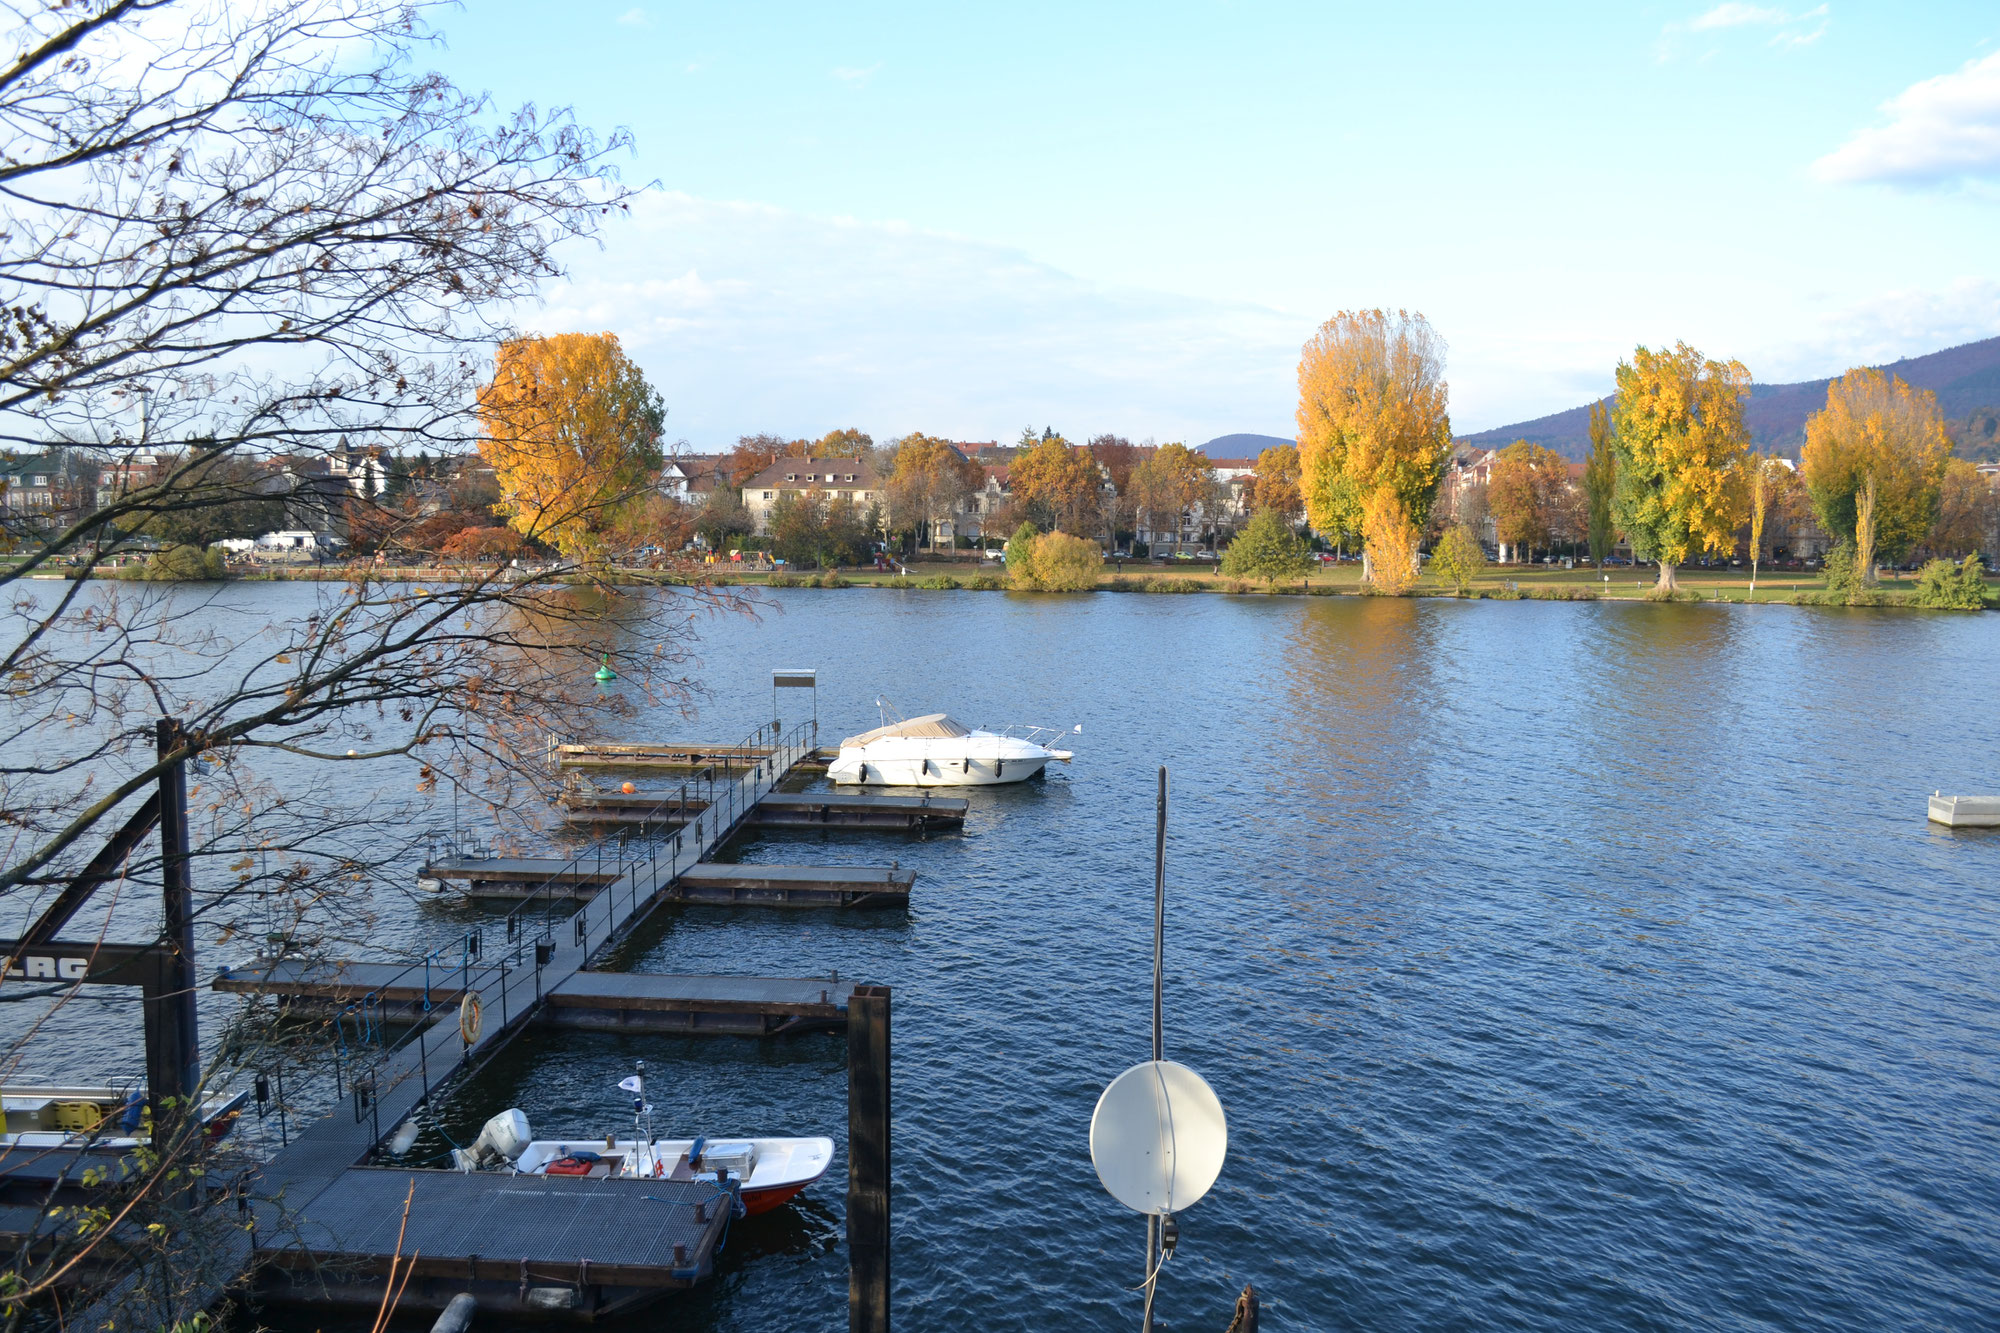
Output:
[[848, 984, 891, 1333], [147, 718, 201, 1137]]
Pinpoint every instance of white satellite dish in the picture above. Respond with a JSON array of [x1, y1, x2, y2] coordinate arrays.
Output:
[[1090, 1059, 1227, 1216]]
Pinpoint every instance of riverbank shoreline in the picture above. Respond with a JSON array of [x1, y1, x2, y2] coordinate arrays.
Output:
[[16, 560, 1992, 609]]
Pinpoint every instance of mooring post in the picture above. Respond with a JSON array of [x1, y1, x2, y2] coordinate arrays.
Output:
[[146, 718, 201, 1138], [848, 984, 891, 1333]]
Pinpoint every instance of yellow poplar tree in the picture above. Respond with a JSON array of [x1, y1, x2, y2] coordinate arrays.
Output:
[[1295, 309, 1452, 558], [1361, 489, 1420, 594], [1799, 367, 1950, 564], [1609, 342, 1750, 591], [477, 332, 666, 559]]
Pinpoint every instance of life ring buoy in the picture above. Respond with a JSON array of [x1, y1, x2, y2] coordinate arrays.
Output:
[[458, 994, 483, 1044]]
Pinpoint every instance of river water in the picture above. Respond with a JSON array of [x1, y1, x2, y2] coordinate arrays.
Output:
[[10, 586, 2000, 1330]]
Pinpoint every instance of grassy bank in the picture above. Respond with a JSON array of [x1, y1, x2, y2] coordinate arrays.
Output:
[[716, 560, 1995, 608], [19, 558, 1991, 608]]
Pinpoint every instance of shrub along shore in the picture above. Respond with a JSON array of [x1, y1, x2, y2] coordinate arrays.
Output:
[[29, 557, 1985, 609]]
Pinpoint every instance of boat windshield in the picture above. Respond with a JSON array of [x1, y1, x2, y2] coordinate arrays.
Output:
[[840, 713, 971, 748]]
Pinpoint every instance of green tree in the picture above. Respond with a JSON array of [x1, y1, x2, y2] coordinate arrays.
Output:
[[1610, 342, 1750, 592], [769, 489, 869, 569], [1004, 520, 1040, 574], [1583, 401, 1618, 566], [1914, 554, 1989, 610], [1430, 523, 1486, 595], [115, 449, 286, 548], [1013, 531, 1103, 591], [142, 544, 226, 581], [1219, 507, 1311, 586]]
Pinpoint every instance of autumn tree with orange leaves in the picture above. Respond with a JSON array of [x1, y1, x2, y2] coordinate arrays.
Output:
[[1487, 441, 1570, 562], [477, 332, 666, 559], [1010, 433, 1104, 535], [1248, 443, 1303, 520]]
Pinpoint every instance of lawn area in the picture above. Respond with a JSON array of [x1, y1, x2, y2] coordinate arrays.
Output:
[[725, 557, 1994, 606]]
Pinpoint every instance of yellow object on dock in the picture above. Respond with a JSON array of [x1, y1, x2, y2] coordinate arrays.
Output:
[[51, 1101, 107, 1131]]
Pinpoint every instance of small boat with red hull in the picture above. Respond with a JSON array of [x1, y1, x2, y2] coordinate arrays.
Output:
[[447, 1060, 831, 1217], [513, 1134, 832, 1215]]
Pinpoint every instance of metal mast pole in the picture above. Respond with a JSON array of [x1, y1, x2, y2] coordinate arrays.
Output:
[[1143, 766, 1166, 1331]]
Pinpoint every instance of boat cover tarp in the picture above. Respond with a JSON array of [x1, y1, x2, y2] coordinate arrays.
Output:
[[840, 713, 971, 749]]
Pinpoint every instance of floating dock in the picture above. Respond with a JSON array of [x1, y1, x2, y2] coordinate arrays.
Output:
[[216, 958, 856, 1035], [1928, 794, 2000, 827], [551, 741, 778, 771], [258, 1168, 731, 1316], [46, 719, 898, 1326], [561, 790, 966, 832], [550, 741, 838, 772], [547, 972, 857, 1036], [420, 855, 913, 908]]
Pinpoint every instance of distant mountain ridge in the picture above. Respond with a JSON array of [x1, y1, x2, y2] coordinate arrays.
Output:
[[1463, 334, 2000, 460], [1198, 432, 1293, 459]]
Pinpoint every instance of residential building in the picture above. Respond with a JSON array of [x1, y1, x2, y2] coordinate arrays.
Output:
[[3, 449, 97, 519], [742, 456, 881, 535]]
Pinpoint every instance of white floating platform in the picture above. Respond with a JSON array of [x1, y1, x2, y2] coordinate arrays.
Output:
[[1927, 794, 2000, 827]]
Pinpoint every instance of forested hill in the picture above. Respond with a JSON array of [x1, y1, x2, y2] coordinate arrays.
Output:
[[1198, 433, 1294, 457], [1462, 334, 2000, 460]]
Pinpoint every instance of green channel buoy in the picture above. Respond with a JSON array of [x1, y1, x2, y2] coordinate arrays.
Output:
[[593, 653, 617, 682]]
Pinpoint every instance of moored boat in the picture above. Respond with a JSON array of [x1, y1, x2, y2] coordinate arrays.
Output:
[[826, 711, 1077, 787], [514, 1135, 833, 1216], [0, 1082, 246, 1151], [447, 1063, 831, 1218]]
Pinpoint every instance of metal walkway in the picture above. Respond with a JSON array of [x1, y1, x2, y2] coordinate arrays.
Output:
[[240, 724, 820, 1292], [419, 855, 915, 908]]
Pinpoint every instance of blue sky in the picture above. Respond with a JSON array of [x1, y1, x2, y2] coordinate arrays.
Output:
[[430, 2, 2000, 448]]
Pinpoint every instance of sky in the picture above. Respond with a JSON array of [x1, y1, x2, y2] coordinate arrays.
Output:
[[427, 1, 2000, 449]]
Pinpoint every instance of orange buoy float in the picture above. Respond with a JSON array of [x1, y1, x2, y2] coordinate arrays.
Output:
[[621, 781, 636, 794]]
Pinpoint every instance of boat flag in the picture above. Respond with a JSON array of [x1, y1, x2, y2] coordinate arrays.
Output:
[[618, 1075, 643, 1093]]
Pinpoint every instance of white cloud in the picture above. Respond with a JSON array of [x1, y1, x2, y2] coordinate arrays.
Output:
[[1815, 51, 2000, 186], [1659, 4, 1827, 59], [1753, 277, 2000, 382], [832, 63, 883, 86], [523, 193, 1303, 447], [1690, 4, 1792, 31], [616, 7, 650, 28]]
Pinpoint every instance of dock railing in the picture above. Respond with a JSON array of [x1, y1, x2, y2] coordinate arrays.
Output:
[[253, 719, 816, 1153]]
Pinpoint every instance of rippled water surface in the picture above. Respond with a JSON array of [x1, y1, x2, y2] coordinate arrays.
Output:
[[15, 586, 2000, 1330]]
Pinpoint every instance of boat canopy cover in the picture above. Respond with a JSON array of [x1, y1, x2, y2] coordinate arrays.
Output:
[[841, 713, 971, 748]]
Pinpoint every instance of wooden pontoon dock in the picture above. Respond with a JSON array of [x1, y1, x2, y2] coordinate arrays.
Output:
[[215, 957, 858, 1036], [420, 854, 914, 908], [561, 789, 967, 832], [23, 716, 902, 1328]]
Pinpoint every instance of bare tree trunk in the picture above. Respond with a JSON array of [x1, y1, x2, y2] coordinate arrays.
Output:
[[1749, 555, 1759, 599], [1656, 561, 1678, 592]]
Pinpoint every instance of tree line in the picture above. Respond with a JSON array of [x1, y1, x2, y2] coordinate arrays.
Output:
[[1289, 312, 1995, 597]]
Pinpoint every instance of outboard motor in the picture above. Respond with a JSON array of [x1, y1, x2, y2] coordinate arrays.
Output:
[[451, 1108, 531, 1171]]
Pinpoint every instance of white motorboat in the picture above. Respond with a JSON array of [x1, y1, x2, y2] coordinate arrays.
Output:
[[826, 711, 1077, 787], [0, 1082, 247, 1151], [514, 1135, 833, 1216], [447, 1064, 832, 1217]]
